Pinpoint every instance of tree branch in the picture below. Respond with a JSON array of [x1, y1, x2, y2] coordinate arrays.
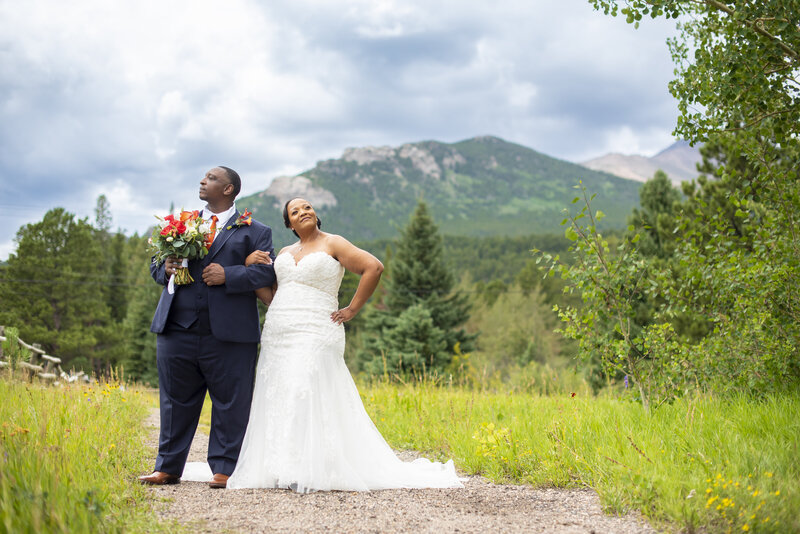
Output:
[[701, 0, 799, 59]]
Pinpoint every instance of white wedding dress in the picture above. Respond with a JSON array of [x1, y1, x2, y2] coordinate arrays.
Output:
[[222, 251, 463, 492]]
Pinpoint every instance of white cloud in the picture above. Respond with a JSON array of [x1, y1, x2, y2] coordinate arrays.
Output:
[[0, 0, 684, 259]]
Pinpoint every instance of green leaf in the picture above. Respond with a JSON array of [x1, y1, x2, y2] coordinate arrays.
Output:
[[565, 226, 579, 241]]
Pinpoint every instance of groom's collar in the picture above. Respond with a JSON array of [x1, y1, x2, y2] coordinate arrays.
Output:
[[202, 203, 237, 226]]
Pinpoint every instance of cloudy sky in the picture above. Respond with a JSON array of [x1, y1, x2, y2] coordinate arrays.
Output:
[[0, 0, 680, 260]]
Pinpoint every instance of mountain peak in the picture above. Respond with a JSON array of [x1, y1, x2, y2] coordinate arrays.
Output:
[[580, 141, 702, 184]]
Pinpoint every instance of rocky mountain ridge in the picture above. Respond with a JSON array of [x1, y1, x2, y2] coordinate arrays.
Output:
[[240, 136, 645, 248]]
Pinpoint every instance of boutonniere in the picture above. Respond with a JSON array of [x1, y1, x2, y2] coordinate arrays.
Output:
[[225, 209, 253, 230]]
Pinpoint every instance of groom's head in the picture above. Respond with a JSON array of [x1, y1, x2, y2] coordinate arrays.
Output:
[[200, 166, 241, 204]]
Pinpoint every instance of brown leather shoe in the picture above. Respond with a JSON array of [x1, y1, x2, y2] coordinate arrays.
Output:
[[138, 471, 180, 485], [208, 473, 229, 489]]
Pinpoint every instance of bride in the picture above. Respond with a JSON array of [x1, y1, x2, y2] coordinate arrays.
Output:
[[225, 197, 462, 492]]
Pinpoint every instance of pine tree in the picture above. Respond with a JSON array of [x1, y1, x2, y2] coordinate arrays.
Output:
[[121, 242, 161, 385], [359, 200, 474, 375], [0, 208, 116, 371]]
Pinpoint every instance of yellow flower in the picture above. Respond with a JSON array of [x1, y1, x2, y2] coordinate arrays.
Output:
[[774, 490, 780, 496], [742, 524, 749, 531]]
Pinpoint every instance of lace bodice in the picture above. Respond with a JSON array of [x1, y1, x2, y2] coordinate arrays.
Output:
[[273, 251, 344, 300]]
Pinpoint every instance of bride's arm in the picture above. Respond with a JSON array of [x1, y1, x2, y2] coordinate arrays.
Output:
[[246, 250, 276, 305], [327, 235, 384, 324], [254, 283, 276, 305]]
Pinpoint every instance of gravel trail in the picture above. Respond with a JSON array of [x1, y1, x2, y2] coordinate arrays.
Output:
[[142, 409, 659, 533]]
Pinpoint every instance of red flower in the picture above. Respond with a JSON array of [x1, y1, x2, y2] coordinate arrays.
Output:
[[238, 209, 252, 226], [179, 210, 199, 222], [225, 208, 254, 230]]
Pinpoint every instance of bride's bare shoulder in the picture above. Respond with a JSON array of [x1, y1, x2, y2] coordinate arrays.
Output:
[[277, 244, 299, 257], [324, 233, 352, 247]]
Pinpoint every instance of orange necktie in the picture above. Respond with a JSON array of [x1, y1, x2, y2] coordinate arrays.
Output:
[[208, 215, 218, 246]]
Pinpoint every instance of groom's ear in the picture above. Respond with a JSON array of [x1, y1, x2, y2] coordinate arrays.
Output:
[[223, 183, 235, 197]]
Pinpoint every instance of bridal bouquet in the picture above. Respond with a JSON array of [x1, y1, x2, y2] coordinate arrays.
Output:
[[149, 210, 213, 288]]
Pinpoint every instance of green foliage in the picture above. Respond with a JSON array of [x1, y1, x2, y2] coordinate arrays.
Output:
[[361, 382, 800, 533], [465, 283, 568, 374], [578, 1, 800, 399], [0, 326, 31, 371], [0, 209, 120, 372], [0, 380, 174, 533], [359, 201, 474, 376], [120, 236, 162, 385], [363, 304, 449, 376], [0, 204, 165, 381], [543, 185, 691, 408], [589, 1, 800, 143]]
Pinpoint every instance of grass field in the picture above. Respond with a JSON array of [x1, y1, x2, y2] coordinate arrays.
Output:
[[358, 383, 799, 533], [0, 377, 176, 534], [3, 373, 796, 533]]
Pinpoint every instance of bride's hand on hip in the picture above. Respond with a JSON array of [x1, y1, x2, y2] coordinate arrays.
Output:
[[331, 307, 356, 325], [246, 250, 273, 266]]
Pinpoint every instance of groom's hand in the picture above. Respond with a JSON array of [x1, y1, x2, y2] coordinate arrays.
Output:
[[202, 263, 226, 286]]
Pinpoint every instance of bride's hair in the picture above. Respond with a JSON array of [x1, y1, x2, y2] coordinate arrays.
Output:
[[283, 198, 322, 238]]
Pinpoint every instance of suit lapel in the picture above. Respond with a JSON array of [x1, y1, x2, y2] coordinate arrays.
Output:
[[206, 211, 240, 262]]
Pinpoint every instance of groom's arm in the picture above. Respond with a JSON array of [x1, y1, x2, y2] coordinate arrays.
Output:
[[150, 256, 168, 286], [223, 224, 276, 294]]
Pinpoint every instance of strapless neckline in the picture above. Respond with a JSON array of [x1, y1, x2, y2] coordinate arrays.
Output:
[[280, 250, 338, 267]]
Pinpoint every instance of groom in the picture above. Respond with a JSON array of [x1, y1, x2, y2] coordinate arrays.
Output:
[[140, 166, 275, 489]]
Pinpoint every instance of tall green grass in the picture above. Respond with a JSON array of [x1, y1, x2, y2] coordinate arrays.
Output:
[[0, 378, 173, 533], [360, 383, 799, 533]]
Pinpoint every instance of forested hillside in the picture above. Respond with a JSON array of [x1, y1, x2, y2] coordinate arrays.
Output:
[[241, 136, 641, 249]]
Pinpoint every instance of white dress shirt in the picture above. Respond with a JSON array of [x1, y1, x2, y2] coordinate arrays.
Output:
[[202, 203, 237, 243]]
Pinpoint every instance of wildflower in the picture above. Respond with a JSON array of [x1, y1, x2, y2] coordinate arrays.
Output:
[[624, 375, 629, 388], [742, 524, 750, 531], [774, 490, 780, 496]]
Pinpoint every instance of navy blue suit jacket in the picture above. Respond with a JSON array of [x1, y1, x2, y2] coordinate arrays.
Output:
[[149, 211, 276, 344]]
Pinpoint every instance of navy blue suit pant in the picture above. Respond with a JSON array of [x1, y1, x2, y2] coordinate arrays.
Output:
[[155, 326, 257, 477]]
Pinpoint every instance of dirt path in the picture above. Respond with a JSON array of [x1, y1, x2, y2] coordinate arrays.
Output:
[[143, 410, 658, 533]]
